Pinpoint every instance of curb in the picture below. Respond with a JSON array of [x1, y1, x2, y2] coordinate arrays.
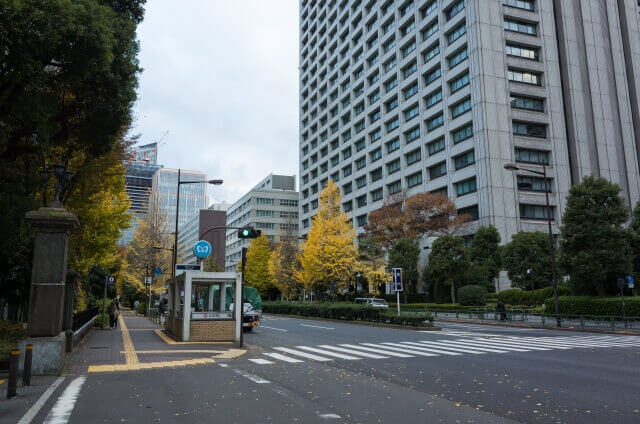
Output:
[[262, 313, 441, 331]]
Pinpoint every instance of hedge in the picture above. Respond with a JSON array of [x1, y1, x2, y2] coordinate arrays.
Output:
[[546, 296, 640, 317], [263, 302, 433, 324], [394, 303, 490, 311], [498, 286, 571, 306], [458, 285, 487, 306]]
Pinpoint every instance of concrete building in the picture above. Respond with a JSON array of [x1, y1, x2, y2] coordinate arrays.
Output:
[[119, 142, 162, 244], [176, 209, 227, 269], [297, 0, 640, 250], [151, 168, 208, 233], [225, 174, 299, 271]]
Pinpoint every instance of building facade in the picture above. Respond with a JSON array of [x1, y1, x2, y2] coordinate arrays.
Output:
[[119, 142, 162, 244], [151, 168, 209, 233], [225, 174, 299, 271], [176, 209, 227, 269], [297, 0, 640, 248]]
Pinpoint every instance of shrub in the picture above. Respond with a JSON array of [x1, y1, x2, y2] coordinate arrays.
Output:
[[546, 296, 640, 317], [458, 285, 487, 306], [498, 286, 570, 306], [0, 321, 26, 360]]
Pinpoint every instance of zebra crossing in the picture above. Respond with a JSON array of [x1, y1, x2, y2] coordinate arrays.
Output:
[[247, 335, 640, 366]]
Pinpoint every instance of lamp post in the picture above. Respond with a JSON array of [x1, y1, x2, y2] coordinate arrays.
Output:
[[504, 162, 560, 327], [171, 169, 223, 278], [39, 161, 73, 207]]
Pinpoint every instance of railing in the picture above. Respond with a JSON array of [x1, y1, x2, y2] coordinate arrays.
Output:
[[147, 308, 165, 325], [72, 306, 99, 331]]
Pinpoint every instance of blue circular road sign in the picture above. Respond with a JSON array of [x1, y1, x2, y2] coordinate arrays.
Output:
[[193, 240, 212, 259]]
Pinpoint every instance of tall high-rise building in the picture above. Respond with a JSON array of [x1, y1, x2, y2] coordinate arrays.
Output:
[[119, 142, 162, 244], [298, 0, 640, 247], [225, 174, 299, 271], [152, 168, 209, 233]]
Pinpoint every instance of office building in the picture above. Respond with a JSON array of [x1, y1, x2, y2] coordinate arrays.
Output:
[[225, 174, 299, 271], [176, 209, 227, 268], [297, 0, 640, 248], [119, 142, 162, 244], [151, 168, 208, 233]]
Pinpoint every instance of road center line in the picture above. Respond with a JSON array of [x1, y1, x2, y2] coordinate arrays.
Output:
[[18, 376, 66, 424], [43, 376, 86, 424], [232, 368, 270, 384], [300, 324, 335, 330], [260, 326, 288, 331]]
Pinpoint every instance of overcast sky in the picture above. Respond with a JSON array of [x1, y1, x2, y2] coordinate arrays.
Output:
[[131, 1, 299, 205]]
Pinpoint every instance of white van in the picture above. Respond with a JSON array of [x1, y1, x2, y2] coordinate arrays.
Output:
[[354, 298, 389, 308]]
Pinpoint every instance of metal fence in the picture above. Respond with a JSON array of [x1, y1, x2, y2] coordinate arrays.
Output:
[[147, 308, 165, 325], [72, 306, 99, 331], [401, 308, 640, 333]]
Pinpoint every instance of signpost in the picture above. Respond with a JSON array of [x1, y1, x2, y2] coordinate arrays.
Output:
[[103, 276, 115, 328], [154, 267, 162, 277], [618, 277, 627, 322], [627, 275, 634, 289], [392, 268, 402, 317], [193, 240, 212, 259]]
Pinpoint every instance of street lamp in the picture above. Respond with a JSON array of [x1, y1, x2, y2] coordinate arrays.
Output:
[[504, 162, 560, 327], [172, 169, 223, 278], [40, 161, 73, 207]]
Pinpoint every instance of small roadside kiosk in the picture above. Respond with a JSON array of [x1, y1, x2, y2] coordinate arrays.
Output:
[[164, 270, 243, 344]]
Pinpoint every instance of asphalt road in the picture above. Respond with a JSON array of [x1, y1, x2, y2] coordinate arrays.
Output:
[[23, 315, 640, 424]]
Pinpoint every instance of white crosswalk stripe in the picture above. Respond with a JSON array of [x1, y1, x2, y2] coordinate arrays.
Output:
[[247, 335, 640, 366]]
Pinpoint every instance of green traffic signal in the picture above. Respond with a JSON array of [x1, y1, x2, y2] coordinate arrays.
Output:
[[238, 227, 261, 239]]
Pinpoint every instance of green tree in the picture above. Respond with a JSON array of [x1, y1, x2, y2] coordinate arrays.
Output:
[[424, 235, 469, 304], [244, 234, 275, 298], [502, 231, 552, 291], [269, 237, 301, 300], [559, 176, 631, 296], [203, 254, 223, 272], [630, 201, 640, 288], [469, 225, 501, 292], [389, 238, 420, 297]]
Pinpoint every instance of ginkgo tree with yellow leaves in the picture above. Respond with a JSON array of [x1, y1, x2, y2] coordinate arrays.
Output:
[[243, 233, 277, 298], [296, 180, 358, 296]]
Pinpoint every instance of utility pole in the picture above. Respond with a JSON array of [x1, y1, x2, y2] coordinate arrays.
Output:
[[240, 247, 247, 348]]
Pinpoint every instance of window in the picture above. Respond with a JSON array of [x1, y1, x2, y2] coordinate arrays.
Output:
[[356, 214, 368, 226], [386, 97, 399, 112], [367, 53, 379, 67], [371, 188, 383, 202], [446, 0, 465, 20], [425, 66, 441, 85], [510, 95, 544, 112], [343, 164, 353, 177], [456, 177, 477, 196], [405, 126, 420, 143], [356, 175, 367, 188], [341, 80, 351, 91], [387, 158, 401, 174], [256, 222, 275, 230], [385, 77, 398, 91], [421, 1, 437, 18], [406, 148, 421, 165], [370, 147, 382, 162], [354, 67, 364, 80], [400, 1, 414, 16], [506, 43, 538, 60], [514, 148, 549, 165], [371, 167, 383, 181], [343, 200, 353, 212], [383, 19, 395, 34], [447, 22, 466, 44], [255, 197, 275, 205], [520, 204, 554, 220], [427, 137, 445, 155], [448, 47, 468, 69], [354, 84, 365, 97], [404, 103, 419, 121], [454, 150, 475, 169], [449, 72, 470, 93], [303, 204, 309, 214], [387, 137, 400, 153], [256, 210, 274, 217], [356, 156, 367, 170], [451, 98, 471, 118], [503, 0, 535, 11], [504, 18, 537, 35], [354, 101, 365, 115], [513, 121, 546, 138], [331, 171, 340, 182], [517, 175, 552, 192], [369, 90, 380, 104], [357, 194, 367, 207], [431, 186, 448, 196], [427, 113, 444, 131], [383, 37, 396, 53], [429, 161, 447, 179], [402, 41, 417, 58], [342, 96, 351, 108], [386, 117, 400, 132], [425, 89, 443, 109], [369, 71, 380, 85], [370, 110, 381, 124], [302, 174, 309, 184], [452, 123, 473, 143], [406, 171, 423, 187], [343, 146, 352, 159], [384, 57, 397, 73], [331, 155, 340, 166], [356, 138, 366, 151], [422, 20, 439, 41], [343, 182, 353, 194], [458, 204, 479, 221], [423, 42, 440, 63], [311, 199, 319, 209], [355, 119, 365, 132], [401, 18, 416, 37], [388, 180, 402, 194], [403, 82, 419, 100], [403, 61, 417, 78]]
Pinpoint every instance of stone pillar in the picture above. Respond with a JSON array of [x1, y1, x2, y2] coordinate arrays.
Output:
[[63, 270, 79, 332], [25, 206, 79, 338]]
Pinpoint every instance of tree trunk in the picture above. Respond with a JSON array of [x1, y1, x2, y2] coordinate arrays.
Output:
[[450, 276, 456, 304]]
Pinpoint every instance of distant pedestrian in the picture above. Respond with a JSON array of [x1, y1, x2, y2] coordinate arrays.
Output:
[[133, 300, 140, 314], [496, 300, 507, 322], [108, 301, 117, 329]]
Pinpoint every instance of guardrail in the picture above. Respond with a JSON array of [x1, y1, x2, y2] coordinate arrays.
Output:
[[399, 307, 640, 333], [147, 308, 165, 325], [72, 306, 99, 331]]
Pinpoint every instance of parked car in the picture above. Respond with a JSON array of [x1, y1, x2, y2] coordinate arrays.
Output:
[[354, 298, 389, 308]]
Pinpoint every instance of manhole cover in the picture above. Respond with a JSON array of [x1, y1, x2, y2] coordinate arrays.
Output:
[[89, 346, 109, 350]]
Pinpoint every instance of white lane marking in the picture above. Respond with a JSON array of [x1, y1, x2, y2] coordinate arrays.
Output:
[[511, 337, 637, 348], [273, 347, 333, 361], [295, 346, 361, 360], [248, 358, 274, 365], [300, 324, 335, 330], [396, 342, 463, 356], [43, 376, 86, 424], [318, 345, 389, 359], [488, 338, 570, 350], [442, 339, 530, 352], [362, 343, 438, 357], [219, 363, 229, 367], [467, 338, 551, 351], [263, 352, 304, 363], [432, 340, 510, 353], [319, 413, 342, 419], [339, 344, 415, 358], [261, 326, 288, 332], [415, 340, 489, 354], [18, 376, 66, 424], [232, 368, 270, 384]]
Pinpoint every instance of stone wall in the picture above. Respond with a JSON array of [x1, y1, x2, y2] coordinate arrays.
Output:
[[189, 320, 234, 342]]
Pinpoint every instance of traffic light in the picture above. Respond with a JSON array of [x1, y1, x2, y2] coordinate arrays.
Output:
[[238, 227, 261, 239]]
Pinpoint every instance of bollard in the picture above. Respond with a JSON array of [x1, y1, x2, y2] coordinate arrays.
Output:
[[22, 344, 33, 387], [7, 348, 19, 399]]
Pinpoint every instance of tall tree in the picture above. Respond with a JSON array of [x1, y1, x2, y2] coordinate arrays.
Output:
[[469, 225, 502, 291], [297, 180, 358, 295], [423, 235, 469, 304], [388, 238, 420, 296], [243, 234, 275, 298], [502, 231, 552, 291], [364, 192, 414, 250], [357, 236, 389, 296], [270, 237, 301, 300], [559, 176, 631, 296], [630, 201, 640, 287]]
